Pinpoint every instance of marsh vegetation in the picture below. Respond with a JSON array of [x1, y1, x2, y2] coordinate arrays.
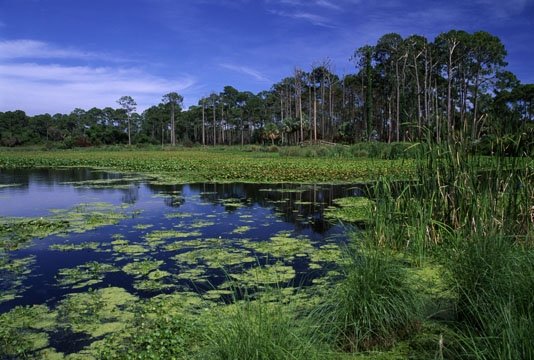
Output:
[[0, 142, 532, 359]]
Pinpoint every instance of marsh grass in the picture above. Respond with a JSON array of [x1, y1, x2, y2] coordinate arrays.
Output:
[[1, 138, 532, 359], [318, 245, 422, 353], [363, 133, 533, 359], [449, 233, 534, 360], [201, 296, 328, 360]]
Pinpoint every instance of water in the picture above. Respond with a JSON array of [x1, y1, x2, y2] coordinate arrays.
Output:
[[0, 168, 365, 355]]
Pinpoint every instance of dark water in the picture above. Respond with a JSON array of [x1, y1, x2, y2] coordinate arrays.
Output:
[[0, 168, 364, 316]]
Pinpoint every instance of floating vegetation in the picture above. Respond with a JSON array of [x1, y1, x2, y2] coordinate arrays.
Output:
[[259, 187, 306, 193], [133, 223, 154, 230], [174, 248, 255, 268], [240, 231, 314, 260], [324, 196, 373, 223], [57, 287, 137, 338], [0, 202, 133, 251], [0, 304, 56, 357], [152, 193, 184, 206], [122, 259, 163, 277], [61, 176, 145, 189], [49, 241, 100, 251], [165, 212, 193, 219], [203, 289, 233, 300], [0, 255, 35, 303], [0, 218, 69, 251], [111, 239, 148, 255], [231, 225, 254, 234], [176, 266, 209, 282], [190, 220, 215, 229], [142, 291, 211, 318], [220, 198, 246, 208], [228, 263, 295, 286], [164, 237, 226, 252], [56, 261, 119, 289], [309, 244, 343, 263], [147, 269, 171, 280], [133, 278, 174, 292], [144, 230, 202, 246]]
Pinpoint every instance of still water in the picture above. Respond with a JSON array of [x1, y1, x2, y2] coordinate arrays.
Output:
[[0, 168, 365, 317]]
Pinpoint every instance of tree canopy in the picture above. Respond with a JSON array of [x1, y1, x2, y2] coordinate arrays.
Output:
[[1, 30, 532, 151]]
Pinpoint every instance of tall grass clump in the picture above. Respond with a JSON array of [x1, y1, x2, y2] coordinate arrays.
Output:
[[322, 245, 422, 352], [201, 296, 327, 360], [361, 129, 533, 358], [450, 233, 534, 360]]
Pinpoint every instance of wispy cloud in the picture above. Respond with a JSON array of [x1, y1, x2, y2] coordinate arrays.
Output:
[[268, 9, 334, 27], [475, 0, 533, 18], [0, 39, 129, 62], [220, 63, 272, 83], [0, 63, 197, 114]]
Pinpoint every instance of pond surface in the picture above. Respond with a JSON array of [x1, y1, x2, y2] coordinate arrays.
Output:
[[0, 168, 365, 356]]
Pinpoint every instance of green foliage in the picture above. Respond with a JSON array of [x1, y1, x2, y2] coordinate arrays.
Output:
[[201, 299, 327, 360], [325, 197, 373, 223], [279, 143, 428, 160], [450, 234, 534, 359], [0, 148, 414, 183], [99, 312, 201, 360], [323, 247, 422, 352], [0, 202, 132, 251]]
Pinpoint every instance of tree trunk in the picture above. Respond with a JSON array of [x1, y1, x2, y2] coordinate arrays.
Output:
[[170, 103, 176, 146], [212, 103, 216, 146], [202, 101, 205, 145], [313, 85, 317, 142]]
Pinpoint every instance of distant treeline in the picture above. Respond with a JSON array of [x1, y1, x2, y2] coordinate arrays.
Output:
[[1, 30, 532, 152]]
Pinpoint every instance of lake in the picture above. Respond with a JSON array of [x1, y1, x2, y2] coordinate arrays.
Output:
[[0, 168, 368, 355]]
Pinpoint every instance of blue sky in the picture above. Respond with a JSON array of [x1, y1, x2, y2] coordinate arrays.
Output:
[[0, 0, 533, 115]]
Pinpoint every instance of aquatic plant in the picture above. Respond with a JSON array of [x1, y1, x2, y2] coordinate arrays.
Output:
[[122, 259, 164, 277], [324, 196, 373, 223], [56, 261, 119, 289], [173, 247, 255, 268], [240, 231, 315, 260], [56, 287, 138, 338], [228, 263, 296, 287], [0, 148, 414, 183]]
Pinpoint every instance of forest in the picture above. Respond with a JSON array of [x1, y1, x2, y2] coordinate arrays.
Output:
[[1, 29, 532, 152]]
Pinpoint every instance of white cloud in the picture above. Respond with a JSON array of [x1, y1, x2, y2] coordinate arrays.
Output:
[[268, 9, 334, 27], [0, 63, 197, 115], [475, 0, 533, 18], [0, 39, 129, 62], [220, 63, 272, 83]]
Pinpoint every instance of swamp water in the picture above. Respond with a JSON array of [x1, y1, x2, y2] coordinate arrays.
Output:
[[0, 168, 366, 358]]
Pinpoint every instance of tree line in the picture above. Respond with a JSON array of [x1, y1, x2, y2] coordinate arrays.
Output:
[[1, 30, 532, 148]]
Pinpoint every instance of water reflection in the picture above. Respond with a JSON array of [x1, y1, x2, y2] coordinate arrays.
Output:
[[0, 168, 366, 313]]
